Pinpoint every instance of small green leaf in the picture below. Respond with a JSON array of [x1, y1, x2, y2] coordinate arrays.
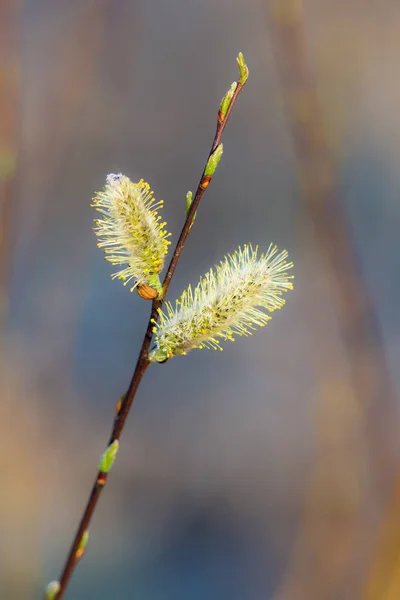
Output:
[[98, 440, 119, 473], [204, 144, 224, 178], [45, 581, 60, 600], [236, 52, 249, 85], [219, 82, 237, 120]]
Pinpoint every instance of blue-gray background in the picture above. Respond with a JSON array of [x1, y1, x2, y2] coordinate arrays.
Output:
[[2, 1, 400, 599]]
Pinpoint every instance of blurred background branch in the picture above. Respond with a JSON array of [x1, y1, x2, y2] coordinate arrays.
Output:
[[266, 2, 399, 599]]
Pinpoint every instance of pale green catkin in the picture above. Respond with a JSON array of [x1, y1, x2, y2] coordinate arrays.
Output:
[[92, 174, 171, 294], [149, 243, 293, 361]]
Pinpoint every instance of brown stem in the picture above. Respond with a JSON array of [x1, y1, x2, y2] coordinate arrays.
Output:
[[52, 60, 247, 600]]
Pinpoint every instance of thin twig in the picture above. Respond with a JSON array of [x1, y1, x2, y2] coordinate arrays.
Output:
[[162, 78, 244, 293], [52, 60, 247, 600]]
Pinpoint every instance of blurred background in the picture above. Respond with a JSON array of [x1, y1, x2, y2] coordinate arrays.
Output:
[[2, 1, 400, 598]]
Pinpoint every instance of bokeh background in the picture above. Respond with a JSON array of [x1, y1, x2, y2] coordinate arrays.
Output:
[[2, 1, 400, 598]]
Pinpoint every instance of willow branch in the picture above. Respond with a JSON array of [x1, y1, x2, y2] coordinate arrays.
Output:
[[50, 54, 248, 600]]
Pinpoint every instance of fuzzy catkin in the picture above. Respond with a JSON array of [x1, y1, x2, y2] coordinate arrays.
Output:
[[92, 174, 170, 293], [149, 243, 293, 361]]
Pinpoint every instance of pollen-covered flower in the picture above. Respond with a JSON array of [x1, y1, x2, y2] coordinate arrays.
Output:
[[92, 174, 171, 296], [149, 243, 293, 361]]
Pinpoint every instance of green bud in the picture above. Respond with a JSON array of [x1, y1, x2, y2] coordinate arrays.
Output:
[[204, 144, 224, 178], [45, 581, 60, 600], [219, 82, 237, 120], [147, 273, 162, 294], [98, 440, 119, 473], [148, 347, 170, 363], [185, 190, 197, 225], [236, 52, 249, 85], [185, 191, 193, 215], [76, 530, 89, 558]]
